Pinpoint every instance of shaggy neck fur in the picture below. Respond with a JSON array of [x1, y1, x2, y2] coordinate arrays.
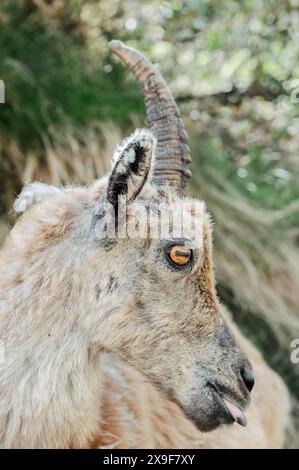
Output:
[[0, 338, 103, 448], [0, 198, 119, 448]]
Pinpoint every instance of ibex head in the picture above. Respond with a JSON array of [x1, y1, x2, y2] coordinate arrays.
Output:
[[93, 41, 254, 431], [7, 41, 254, 436]]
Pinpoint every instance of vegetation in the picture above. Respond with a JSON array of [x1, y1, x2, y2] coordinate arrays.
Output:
[[1, 0, 299, 445]]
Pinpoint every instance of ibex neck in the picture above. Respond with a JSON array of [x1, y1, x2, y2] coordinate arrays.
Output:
[[0, 332, 104, 448]]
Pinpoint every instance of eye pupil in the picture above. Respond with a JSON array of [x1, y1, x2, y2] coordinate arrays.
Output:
[[168, 245, 192, 266]]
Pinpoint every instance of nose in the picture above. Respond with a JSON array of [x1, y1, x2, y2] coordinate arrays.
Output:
[[240, 367, 255, 392]]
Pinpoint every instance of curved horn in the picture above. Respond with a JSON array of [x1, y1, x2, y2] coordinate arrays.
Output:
[[109, 40, 191, 192]]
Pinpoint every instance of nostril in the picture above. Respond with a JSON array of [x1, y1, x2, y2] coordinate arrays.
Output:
[[241, 367, 255, 392]]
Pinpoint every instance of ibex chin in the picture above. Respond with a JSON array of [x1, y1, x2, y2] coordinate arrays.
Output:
[[0, 41, 290, 448]]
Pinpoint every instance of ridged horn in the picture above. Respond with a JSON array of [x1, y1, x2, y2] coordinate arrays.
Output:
[[109, 40, 191, 192]]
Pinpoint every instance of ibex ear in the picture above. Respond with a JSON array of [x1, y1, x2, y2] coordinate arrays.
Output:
[[106, 129, 155, 207]]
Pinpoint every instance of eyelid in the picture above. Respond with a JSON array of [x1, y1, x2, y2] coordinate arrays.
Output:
[[167, 238, 195, 249]]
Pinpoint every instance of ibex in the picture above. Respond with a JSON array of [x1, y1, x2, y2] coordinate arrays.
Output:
[[0, 41, 289, 448]]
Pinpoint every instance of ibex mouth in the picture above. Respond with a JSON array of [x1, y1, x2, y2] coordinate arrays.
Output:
[[208, 382, 248, 427], [222, 397, 247, 427]]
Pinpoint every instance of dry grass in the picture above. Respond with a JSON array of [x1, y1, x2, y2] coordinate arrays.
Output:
[[0, 219, 9, 246], [192, 169, 299, 345]]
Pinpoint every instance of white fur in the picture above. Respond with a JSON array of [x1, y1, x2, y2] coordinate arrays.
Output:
[[14, 183, 62, 213]]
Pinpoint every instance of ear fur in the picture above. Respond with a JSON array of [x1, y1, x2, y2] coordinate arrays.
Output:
[[106, 129, 155, 207], [14, 182, 62, 214]]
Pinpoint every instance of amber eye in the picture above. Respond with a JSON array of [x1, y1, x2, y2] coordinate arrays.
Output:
[[167, 245, 192, 267]]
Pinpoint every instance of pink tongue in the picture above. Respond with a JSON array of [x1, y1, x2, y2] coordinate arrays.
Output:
[[222, 398, 247, 427]]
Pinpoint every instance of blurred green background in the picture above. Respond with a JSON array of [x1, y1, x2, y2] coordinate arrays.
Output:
[[1, 0, 299, 445]]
